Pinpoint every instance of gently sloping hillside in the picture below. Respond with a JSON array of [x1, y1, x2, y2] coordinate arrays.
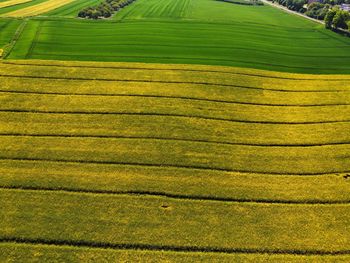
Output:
[[1, 0, 77, 17], [0, 0, 46, 15], [1, 0, 349, 73], [6, 18, 350, 73], [0, 60, 350, 262]]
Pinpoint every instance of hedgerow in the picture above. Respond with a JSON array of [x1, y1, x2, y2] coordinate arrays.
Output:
[[78, 0, 136, 19]]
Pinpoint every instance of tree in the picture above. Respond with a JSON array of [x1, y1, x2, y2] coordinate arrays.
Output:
[[324, 8, 336, 28], [332, 10, 350, 29]]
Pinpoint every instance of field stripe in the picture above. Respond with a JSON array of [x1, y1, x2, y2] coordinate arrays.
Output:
[[4, 60, 350, 81], [0, 75, 349, 93], [1, 110, 350, 124], [25, 20, 41, 58], [0, 0, 31, 9], [1, 133, 350, 147], [1, 186, 349, 204], [1, 237, 350, 256], [33, 41, 350, 59], [28, 52, 350, 72], [1, 157, 349, 175], [1, 90, 350, 106], [36, 23, 329, 40]]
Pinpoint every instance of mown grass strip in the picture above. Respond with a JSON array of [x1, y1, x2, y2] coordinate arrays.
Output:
[[30, 41, 350, 59]]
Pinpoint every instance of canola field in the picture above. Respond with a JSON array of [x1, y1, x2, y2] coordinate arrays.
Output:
[[0, 60, 349, 262], [1, 0, 350, 261]]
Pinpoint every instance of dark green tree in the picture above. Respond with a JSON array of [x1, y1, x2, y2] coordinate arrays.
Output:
[[324, 8, 336, 28]]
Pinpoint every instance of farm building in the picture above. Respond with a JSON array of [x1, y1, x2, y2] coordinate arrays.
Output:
[[341, 3, 350, 11], [307, 0, 323, 4]]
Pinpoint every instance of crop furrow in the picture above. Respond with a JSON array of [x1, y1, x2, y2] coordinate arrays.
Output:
[[0, 238, 349, 256], [1, 110, 349, 124], [1, 186, 349, 204], [2, 133, 350, 147]]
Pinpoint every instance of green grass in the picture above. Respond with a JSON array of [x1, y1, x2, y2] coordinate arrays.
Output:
[[1, 0, 349, 73], [0, 18, 21, 47]]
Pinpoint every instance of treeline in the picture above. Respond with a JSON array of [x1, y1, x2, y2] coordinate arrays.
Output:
[[270, 0, 350, 32], [324, 7, 350, 29], [274, 0, 307, 12], [306, 4, 350, 30], [218, 0, 264, 6], [78, 0, 136, 19]]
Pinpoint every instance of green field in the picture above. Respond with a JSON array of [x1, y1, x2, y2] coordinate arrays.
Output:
[[0, 0, 349, 72], [0, 18, 21, 46], [1, 0, 350, 261], [0, 60, 350, 261]]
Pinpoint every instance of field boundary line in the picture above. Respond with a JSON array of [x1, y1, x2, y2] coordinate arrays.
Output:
[[25, 20, 42, 59], [1, 90, 350, 106], [1, 110, 350, 124], [1, 157, 349, 175], [1, 19, 27, 59], [0, 238, 350, 256], [1, 110, 349, 124], [0, 75, 349, 93], [1, 186, 349, 205], [2, 133, 350, 147]]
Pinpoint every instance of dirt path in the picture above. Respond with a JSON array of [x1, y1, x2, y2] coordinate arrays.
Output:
[[261, 0, 324, 25]]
